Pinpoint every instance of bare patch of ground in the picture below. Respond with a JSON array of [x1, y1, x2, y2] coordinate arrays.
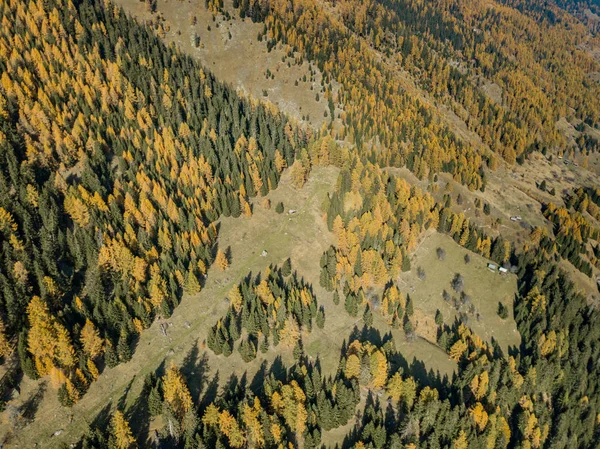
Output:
[[479, 79, 504, 106]]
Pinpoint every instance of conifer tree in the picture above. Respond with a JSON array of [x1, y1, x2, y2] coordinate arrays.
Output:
[[110, 411, 136, 449], [185, 267, 201, 295], [215, 250, 229, 271]]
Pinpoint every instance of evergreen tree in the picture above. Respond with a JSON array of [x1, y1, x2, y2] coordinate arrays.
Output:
[[402, 253, 411, 272], [18, 331, 38, 380], [355, 251, 363, 276], [117, 331, 132, 363], [185, 267, 201, 295], [148, 386, 163, 417], [58, 383, 74, 407], [316, 307, 325, 329], [405, 295, 414, 317], [435, 309, 444, 326], [345, 293, 358, 317], [104, 344, 119, 369], [497, 302, 509, 319]]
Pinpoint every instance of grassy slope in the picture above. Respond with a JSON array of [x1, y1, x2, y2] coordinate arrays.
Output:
[[400, 231, 521, 353], [115, 0, 339, 130]]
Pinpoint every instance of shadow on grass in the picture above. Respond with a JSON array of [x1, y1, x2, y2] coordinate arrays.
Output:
[[125, 360, 168, 445], [180, 341, 211, 404], [199, 370, 219, 411], [90, 400, 113, 432], [20, 380, 47, 423], [126, 381, 151, 444]]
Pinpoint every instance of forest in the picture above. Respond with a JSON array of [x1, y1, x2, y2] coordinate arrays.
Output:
[[236, 0, 600, 175], [0, 0, 600, 447], [0, 0, 303, 404]]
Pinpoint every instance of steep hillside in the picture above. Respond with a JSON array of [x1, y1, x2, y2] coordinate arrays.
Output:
[[2, 0, 600, 448]]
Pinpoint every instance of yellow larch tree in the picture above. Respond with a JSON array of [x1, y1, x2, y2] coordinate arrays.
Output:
[[345, 353, 361, 380], [111, 410, 137, 449], [27, 296, 76, 376], [386, 372, 404, 402], [279, 317, 300, 348], [80, 319, 104, 359], [470, 402, 489, 432], [241, 397, 264, 447], [229, 285, 243, 313], [219, 409, 246, 448], [370, 349, 388, 389], [449, 339, 468, 362], [162, 362, 193, 419], [0, 318, 11, 358], [272, 380, 307, 435], [215, 249, 229, 271], [290, 159, 308, 188], [453, 430, 469, 449]]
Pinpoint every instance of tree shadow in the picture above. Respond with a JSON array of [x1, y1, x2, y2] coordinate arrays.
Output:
[[153, 359, 168, 380], [348, 325, 386, 347], [250, 360, 269, 395], [222, 371, 248, 406], [116, 376, 137, 412], [127, 383, 151, 444], [339, 338, 348, 361], [129, 333, 141, 363], [200, 370, 219, 410], [126, 359, 169, 446], [89, 400, 113, 431], [384, 402, 396, 433], [267, 355, 287, 382], [20, 380, 47, 423], [340, 425, 360, 449], [313, 356, 323, 381], [0, 362, 22, 404], [180, 341, 211, 404], [388, 348, 410, 376], [407, 355, 449, 393]]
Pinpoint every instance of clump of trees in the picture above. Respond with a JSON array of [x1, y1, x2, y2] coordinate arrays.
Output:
[[207, 264, 320, 360]]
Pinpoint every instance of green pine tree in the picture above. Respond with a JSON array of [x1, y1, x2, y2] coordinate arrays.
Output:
[[148, 386, 163, 416]]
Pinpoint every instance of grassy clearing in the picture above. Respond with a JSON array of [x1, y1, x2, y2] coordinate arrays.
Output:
[[114, 0, 339, 130], [399, 231, 520, 353]]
